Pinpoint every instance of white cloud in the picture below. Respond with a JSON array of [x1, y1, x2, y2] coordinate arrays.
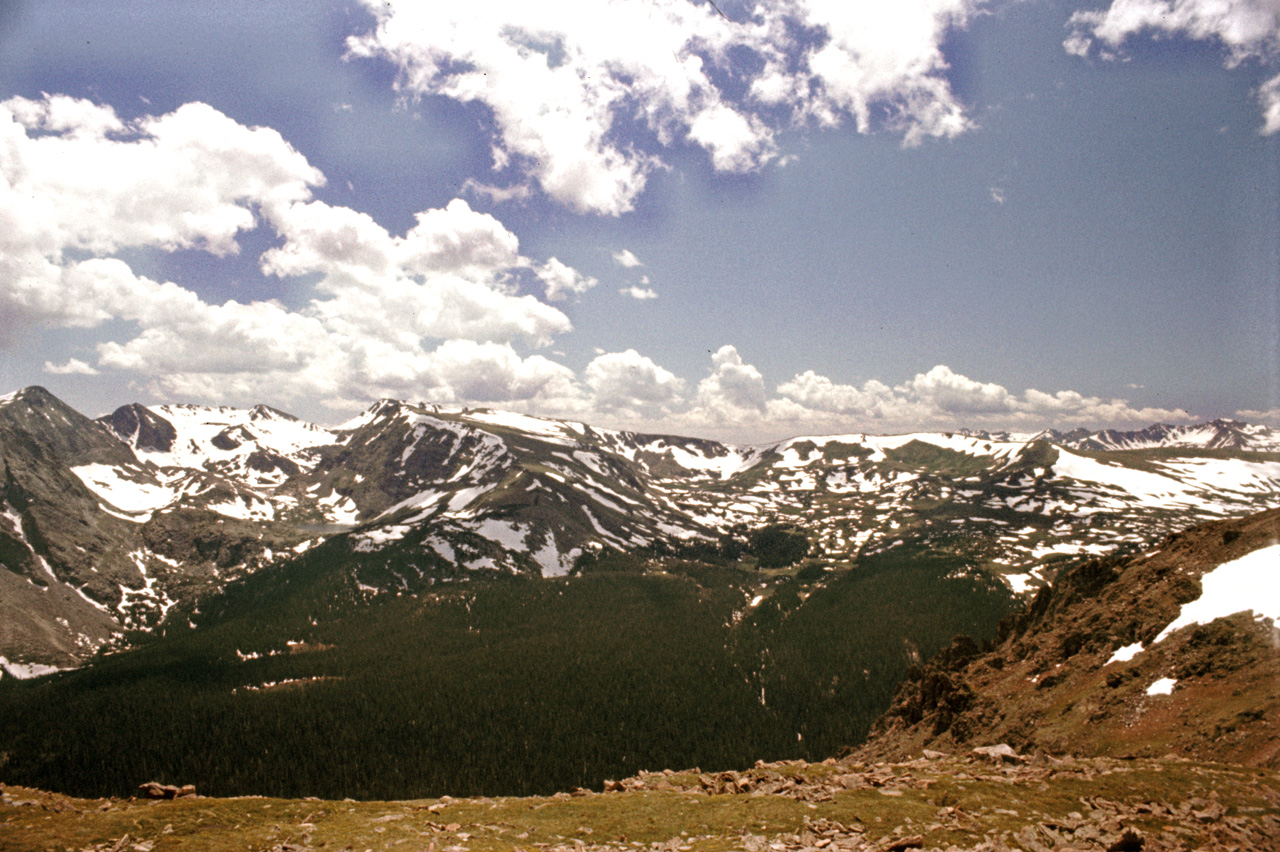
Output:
[[620, 286, 659, 300], [0, 95, 319, 260], [776, 370, 910, 420], [1260, 72, 1280, 133], [538, 257, 598, 301], [0, 94, 595, 414], [462, 178, 534, 205], [0, 94, 321, 341], [1065, 0, 1280, 132], [792, 0, 979, 145], [260, 197, 574, 349], [694, 345, 768, 417], [6, 94, 1213, 441], [585, 349, 685, 411], [1067, 0, 1280, 63], [347, 1, 986, 214], [613, 249, 643, 268], [43, 358, 99, 376], [773, 363, 1195, 434], [419, 340, 581, 404], [1237, 406, 1280, 424], [902, 364, 1017, 414]]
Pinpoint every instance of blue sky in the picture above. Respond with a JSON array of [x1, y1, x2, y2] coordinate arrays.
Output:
[[0, 0, 1277, 442]]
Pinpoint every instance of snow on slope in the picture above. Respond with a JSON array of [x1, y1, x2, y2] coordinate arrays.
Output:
[[464, 409, 579, 445], [1151, 544, 1280, 644], [1051, 449, 1234, 511], [1059, 420, 1280, 452], [1104, 543, 1280, 667], [132, 404, 336, 478], [69, 464, 177, 518]]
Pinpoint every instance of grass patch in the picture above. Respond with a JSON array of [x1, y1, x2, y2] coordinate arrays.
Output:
[[5, 758, 1278, 852]]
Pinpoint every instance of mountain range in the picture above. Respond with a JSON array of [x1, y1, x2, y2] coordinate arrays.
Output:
[[2, 385, 1279, 672]]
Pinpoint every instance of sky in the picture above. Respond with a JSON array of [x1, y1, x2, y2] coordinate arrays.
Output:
[[0, 0, 1277, 444]]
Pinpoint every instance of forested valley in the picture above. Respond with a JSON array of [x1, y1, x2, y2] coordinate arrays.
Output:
[[0, 542, 1013, 801]]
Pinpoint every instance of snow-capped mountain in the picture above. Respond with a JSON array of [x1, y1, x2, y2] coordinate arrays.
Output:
[[2, 385, 1279, 673], [1036, 419, 1280, 452]]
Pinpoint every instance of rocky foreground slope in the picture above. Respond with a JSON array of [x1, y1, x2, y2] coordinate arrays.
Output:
[[858, 508, 1280, 770], [4, 752, 1277, 851]]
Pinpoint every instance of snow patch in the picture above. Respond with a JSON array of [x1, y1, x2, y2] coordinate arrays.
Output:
[[472, 518, 530, 551], [668, 445, 759, 479], [1107, 642, 1144, 665], [318, 490, 359, 524], [1050, 450, 1218, 511], [0, 655, 68, 680], [1004, 573, 1034, 594], [1151, 544, 1280, 645], [464, 409, 577, 445], [71, 464, 176, 513]]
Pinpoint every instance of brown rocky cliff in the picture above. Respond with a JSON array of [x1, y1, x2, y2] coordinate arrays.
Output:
[[859, 507, 1280, 767]]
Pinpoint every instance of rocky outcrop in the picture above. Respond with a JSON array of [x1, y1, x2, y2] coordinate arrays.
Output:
[[136, 782, 195, 800], [860, 508, 1280, 768]]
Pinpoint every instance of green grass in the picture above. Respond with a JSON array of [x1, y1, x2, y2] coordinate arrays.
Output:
[[4, 757, 1277, 852], [880, 441, 996, 478]]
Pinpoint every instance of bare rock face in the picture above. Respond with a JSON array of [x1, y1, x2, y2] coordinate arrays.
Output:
[[98, 404, 177, 454], [860, 508, 1280, 768]]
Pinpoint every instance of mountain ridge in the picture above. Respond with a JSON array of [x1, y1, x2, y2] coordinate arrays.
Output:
[[2, 385, 1279, 671]]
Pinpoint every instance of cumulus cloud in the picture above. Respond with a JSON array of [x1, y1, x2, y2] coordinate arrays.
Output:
[[0, 94, 321, 341], [574, 351, 1201, 443], [620, 286, 659, 300], [693, 345, 768, 418], [7, 94, 1211, 440], [418, 340, 581, 404], [790, 0, 979, 144], [1260, 72, 1280, 133], [585, 349, 685, 412], [0, 94, 319, 260], [774, 363, 1195, 434], [1237, 406, 1280, 424], [903, 364, 1016, 414], [537, 257, 598, 301], [0, 94, 596, 413], [775, 370, 909, 420], [1065, 0, 1280, 132], [347, 0, 986, 214]]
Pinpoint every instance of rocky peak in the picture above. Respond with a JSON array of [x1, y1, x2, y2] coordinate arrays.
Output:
[[97, 403, 178, 454], [248, 404, 299, 422], [0, 387, 137, 468]]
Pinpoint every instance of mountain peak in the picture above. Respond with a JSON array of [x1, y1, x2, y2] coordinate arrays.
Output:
[[248, 404, 301, 422], [0, 385, 58, 408], [336, 398, 419, 432], [98, 403, 179, 454]]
